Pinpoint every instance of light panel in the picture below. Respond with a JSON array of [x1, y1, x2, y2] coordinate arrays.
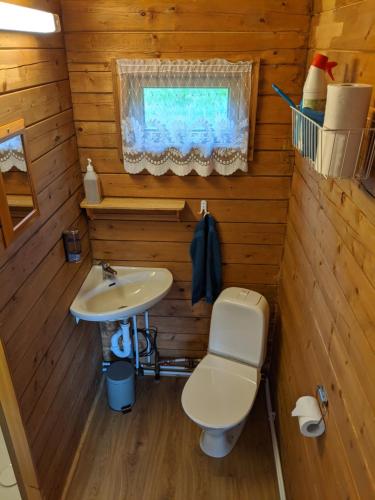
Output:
[[0, 2, 60, 33]]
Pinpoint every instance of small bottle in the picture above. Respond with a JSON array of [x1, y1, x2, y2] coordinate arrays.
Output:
[[63, 229, 81, 263], [84, 158, 102, 204], [302, 53, 337, 111]]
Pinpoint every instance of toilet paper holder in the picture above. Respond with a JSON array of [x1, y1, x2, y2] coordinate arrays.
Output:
[[316, 385, 329, 417], [292, 386, 328, 438]]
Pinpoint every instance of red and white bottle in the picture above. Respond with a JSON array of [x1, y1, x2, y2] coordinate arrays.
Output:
[[302, 53, 337, 111]]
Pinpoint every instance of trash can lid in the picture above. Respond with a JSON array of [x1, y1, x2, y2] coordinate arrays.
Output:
[[107, 361, 134, 381]]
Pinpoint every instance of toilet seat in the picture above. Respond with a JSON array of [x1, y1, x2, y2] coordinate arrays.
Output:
[[182, 353, 260, 430]]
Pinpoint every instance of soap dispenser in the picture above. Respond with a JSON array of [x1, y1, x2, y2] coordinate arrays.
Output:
[[84, 158, 102, 204]]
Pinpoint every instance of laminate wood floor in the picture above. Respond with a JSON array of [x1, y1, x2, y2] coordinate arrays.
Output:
[[66, 377, 279, 500]]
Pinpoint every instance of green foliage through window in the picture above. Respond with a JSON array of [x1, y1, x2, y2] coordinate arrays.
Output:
[[143, 87, 229, 129]]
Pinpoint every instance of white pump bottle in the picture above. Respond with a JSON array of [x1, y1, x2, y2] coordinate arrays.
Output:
[[83, 158, 102, 204]]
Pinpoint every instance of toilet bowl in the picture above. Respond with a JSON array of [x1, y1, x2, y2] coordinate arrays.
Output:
[[181, 287, 269, 458]]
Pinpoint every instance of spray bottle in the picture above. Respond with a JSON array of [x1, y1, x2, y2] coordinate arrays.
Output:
[[302, 53, 338, 111]]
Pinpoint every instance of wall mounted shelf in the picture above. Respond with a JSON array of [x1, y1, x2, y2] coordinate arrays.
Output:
[[6, 195, 34, 208], [291, 107, 375, 180], [80, 197, 186, 220]]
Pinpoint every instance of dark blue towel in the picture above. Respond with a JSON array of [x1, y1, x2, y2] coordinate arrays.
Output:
[[190, 214, 222, 305]]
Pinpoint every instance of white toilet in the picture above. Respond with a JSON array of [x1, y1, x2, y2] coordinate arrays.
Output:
[[181, 287, 269, 458]]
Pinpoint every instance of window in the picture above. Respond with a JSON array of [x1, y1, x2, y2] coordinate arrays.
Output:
[[116, 59, 257, 177], [143, 87, 229, 130]]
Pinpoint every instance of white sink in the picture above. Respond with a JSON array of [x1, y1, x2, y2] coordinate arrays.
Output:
[[70, 265, 173, 322]]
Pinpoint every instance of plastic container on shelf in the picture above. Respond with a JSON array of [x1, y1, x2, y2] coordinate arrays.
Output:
[[302, 53, 337, 111], [83, 158, 102, 204]]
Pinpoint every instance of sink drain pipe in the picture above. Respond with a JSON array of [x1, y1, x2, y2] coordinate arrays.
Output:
[[110, 321, 132, 358]]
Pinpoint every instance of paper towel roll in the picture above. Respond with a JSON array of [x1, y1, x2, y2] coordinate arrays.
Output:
[[292, 396, 325, 438], [316, 83, 372, 177]]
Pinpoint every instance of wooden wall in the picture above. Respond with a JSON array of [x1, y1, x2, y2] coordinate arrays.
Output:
[[61, 0, 310, 358], [275, 0, 375, 498], [0, 1, 102, 498]]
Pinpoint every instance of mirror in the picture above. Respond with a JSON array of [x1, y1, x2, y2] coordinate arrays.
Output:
[[1, 135, 34, 228], [0, 120, 38, 247]]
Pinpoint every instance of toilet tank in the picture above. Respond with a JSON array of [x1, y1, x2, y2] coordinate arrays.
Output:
[[208, 287, 269, 368]]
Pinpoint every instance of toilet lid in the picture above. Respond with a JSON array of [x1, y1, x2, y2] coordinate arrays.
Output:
[[181, 354, 259, 429]]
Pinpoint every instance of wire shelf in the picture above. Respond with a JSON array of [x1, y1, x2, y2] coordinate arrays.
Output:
[[291, 107, 375, 179]]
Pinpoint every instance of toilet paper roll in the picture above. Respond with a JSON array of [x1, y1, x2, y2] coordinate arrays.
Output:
[[291, 396, 325, 438], [316, 83, 372, 177]]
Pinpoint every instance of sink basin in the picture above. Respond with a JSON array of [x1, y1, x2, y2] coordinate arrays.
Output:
[[70, 265, 173, 322]]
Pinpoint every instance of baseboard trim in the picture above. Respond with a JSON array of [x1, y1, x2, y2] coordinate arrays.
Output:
[[265, 377, 287, 500]]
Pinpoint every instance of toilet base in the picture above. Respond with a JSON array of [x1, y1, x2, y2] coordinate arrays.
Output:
[[199, 418, 247, 458]]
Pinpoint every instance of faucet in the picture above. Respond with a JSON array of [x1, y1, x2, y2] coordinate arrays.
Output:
[[101, 261, 117, 281]]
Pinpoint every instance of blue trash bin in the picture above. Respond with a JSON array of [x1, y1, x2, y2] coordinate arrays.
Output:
[[106, 361, 135, 412]]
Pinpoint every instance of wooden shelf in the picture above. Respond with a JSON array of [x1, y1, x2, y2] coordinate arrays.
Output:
[[80, 197, 186, 220], [6, 194, 34, 208]]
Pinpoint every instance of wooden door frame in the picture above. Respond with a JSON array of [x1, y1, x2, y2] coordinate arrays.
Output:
[[0, 340, 41, 500]]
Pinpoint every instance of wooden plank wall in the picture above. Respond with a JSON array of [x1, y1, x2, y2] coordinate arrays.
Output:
[[61, 0, 310, 358], [275, 1, 375, 498], [0, 1, 102, 498]]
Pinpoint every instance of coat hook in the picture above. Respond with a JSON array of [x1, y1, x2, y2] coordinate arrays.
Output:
[[199, 200, 209, 217]]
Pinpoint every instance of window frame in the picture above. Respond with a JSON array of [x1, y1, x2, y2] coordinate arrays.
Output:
[[112, 58, 259, 163]]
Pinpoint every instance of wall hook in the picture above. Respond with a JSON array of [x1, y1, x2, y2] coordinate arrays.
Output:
[[199, 200, 209, 217]]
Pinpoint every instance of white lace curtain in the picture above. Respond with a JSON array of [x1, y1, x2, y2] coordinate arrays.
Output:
[[0, 135, 27, 173], [117, 59, 253, 177]]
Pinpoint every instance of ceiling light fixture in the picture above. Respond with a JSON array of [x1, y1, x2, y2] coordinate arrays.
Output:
[[0, 2, 60, 33]]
